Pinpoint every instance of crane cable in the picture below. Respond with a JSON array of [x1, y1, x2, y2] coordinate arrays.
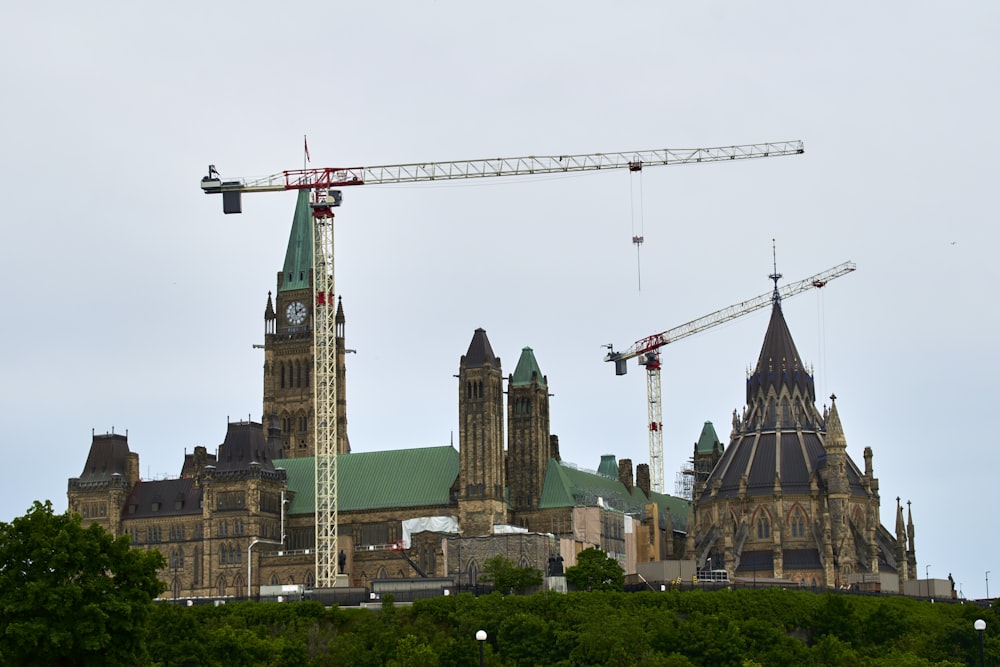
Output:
[[630, 168, 646, 291], [816, 286, 827, 400]]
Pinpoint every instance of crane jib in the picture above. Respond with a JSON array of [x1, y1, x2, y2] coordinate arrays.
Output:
[[200, 140, 804, 198]]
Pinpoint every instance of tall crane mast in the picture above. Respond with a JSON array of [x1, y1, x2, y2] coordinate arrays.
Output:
[[604, 261, 856, 495], [199, 139, 804, 589]]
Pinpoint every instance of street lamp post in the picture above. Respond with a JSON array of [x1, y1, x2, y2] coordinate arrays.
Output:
[[987, 571, 991, 600], [248, 539, 284, 599], [476, 630, 487, 667], [974, 619, 986, 667], [925, 564, 931, 599]]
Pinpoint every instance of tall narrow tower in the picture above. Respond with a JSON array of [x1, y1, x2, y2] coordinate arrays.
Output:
[[507, 347, 550, 514], [458, 328, 506, 535], [263, 191, 349, 457]]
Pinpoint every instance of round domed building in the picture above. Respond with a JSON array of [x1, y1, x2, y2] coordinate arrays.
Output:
[[687, 295, 916, 591]]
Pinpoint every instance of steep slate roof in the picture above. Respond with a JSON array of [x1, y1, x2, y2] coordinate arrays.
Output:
[[698, 301, 868, 503], [215, 421, 283, 472], [747, 302, 815, 404], [463, 328, 500, 368], [510, 347, 546, 387], [279, 190, 312, 292], [277, 446, 459, 515], [539, 458, 689, 530], [77, 433, 130, 482], [123, 478, 202, 519]]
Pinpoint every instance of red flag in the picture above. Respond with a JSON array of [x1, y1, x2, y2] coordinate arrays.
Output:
[[304, 135, 311, 162]]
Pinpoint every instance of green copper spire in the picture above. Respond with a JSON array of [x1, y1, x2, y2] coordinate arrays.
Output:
[[279, 190, 312, 292], [695, 421, 723, 454], [511, 347, 546, 388]]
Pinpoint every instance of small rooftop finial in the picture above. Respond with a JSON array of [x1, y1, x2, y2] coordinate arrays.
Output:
[[769, 238, 782, 304]]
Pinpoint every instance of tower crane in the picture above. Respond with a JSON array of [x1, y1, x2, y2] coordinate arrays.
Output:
[[199, 139, 804, 589], [604, 261, 856, 495]]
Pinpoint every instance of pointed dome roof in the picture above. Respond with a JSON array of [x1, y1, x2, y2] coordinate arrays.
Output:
[[697, 302, 869, 504], [463, 328, 500, 368], [695, 421, 723, 454], [511, 346, 546, 387], [279, 190, 312, 293], [747, 302, 815, 404], [265, 291, 275, 318], [824, 396, 847, 450]]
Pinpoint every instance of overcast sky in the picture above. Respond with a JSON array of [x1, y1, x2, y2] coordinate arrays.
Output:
[[2, 2, 997, 599]]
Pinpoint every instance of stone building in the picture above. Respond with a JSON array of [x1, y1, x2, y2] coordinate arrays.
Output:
[[262, 190, 350, 458], [67, 198, 917, 598], [687, 296, 916, 591], [67, 198, 684, 599]]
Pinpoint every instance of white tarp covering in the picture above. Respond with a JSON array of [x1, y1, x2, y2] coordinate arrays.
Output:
[[492, 524, 530, 534], [401, 516, 459, 548]]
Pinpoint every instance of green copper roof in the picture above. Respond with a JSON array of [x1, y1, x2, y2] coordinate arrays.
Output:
[[648, 489, 690, 530], [596, 454, 618, 478], [276, 446, 459, 514], [696, 421, 723, 454], [538, 459, 689, 529], [280, 190, 312, 292], [510, 347, 546, 387]]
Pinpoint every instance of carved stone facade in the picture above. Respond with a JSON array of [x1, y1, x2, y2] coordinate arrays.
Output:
[[507, 347, 551, 517], [67, 198, 920, 598], [262, 190, 349, 458], [687, 300, 916, 591], [457, 328, 507, 536]]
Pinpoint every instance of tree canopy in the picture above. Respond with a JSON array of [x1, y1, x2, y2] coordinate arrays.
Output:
[[479, 555, 543, 594], [141, 588, 999, 666], [0, 501, 166, 666], [564, 547, 624, 592]]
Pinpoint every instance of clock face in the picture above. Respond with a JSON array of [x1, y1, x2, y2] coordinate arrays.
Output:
[[285, 301, 307, 325]]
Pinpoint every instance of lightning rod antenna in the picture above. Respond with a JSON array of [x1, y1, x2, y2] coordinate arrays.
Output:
[[769, 238, 782, 304]]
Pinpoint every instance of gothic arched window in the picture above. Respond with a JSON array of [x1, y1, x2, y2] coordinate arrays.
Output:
[[757, 514, 771, 539], [790, 509, 806, 538], [468, 560, 479, 586]]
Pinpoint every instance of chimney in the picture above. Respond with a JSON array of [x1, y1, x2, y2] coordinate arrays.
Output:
[[636, 463, 651, 498], [618, 458, 634, 493], [549, 435, 561, 462]]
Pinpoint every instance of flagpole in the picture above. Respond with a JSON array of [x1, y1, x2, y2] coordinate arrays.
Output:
[[303, 134, 308, 170]]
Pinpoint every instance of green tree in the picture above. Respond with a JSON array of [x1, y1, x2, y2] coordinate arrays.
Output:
[[0, 500, 166, 666], [564, 547, 624, 592], [479, 555, 543, 594]]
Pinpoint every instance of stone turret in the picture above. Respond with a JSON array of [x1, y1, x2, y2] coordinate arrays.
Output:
[[458, 328, 506, 535]]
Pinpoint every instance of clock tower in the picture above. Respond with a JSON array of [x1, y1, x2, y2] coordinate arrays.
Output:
[[263, 191, 350, 457]]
